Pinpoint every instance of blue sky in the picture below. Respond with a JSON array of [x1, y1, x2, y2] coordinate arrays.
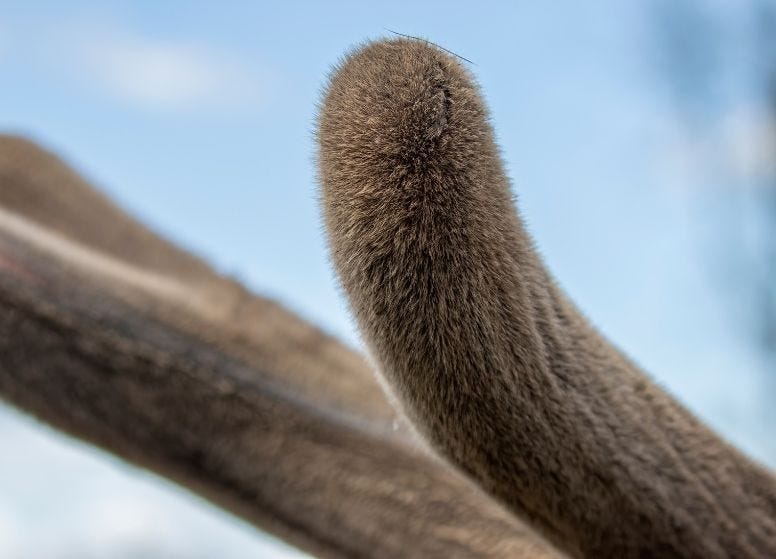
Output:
[[1, 1, 774, 557]]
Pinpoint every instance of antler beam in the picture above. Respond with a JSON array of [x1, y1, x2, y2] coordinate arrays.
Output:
[[319, 39, 776, 559]]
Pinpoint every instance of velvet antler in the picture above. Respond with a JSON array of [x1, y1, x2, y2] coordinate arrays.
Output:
[[319, 39, 776, 559], [0, 135, 562, 558]]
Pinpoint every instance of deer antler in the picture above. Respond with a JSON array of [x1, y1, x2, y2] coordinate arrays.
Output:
[[0, 135, 563, 558], [0, 135, 395, 424], [319, 38, 776, 558]]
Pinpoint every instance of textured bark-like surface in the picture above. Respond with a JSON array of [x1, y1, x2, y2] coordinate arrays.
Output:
[[319, 38, 776, 559]]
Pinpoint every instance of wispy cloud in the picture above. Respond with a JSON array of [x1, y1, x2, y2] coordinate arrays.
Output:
[[72, 31, 267, 111], [657, 101, 776, 190], [9, 18, 273, 113], [723, 107, 776, 183]]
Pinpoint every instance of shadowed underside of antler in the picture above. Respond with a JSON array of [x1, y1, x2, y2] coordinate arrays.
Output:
[[0, 135, 564, 558], [319, 39, 776, 559]]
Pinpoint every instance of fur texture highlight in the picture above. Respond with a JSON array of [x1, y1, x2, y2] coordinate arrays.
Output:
[[319, 38, 776, 558]]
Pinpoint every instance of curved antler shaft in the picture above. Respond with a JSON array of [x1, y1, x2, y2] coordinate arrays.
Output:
[[319, 38, 776, 558]]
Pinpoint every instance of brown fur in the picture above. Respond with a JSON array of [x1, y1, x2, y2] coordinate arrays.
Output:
[[0, 134, 395, 424], [319, 38, 776, 558], [0, 135, 563, 558]]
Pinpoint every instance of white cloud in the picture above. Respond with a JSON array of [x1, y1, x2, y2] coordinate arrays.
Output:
[[73, 32, 266, 111], [656, 102, 776, 191], [723, 107, 776, 183], [2, 17, 272, 113], [4, 12, 275, 112]]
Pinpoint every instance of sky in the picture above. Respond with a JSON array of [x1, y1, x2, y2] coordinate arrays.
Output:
[[1, 1, 774, 557]]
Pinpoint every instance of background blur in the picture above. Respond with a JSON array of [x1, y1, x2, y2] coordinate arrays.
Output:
[[1, 1, 775, 557]]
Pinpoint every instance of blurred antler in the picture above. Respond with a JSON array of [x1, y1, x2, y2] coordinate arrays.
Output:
[[0, 135, 395, 424], [319, 39, 776, 559], [0, 135, 563, 558]]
